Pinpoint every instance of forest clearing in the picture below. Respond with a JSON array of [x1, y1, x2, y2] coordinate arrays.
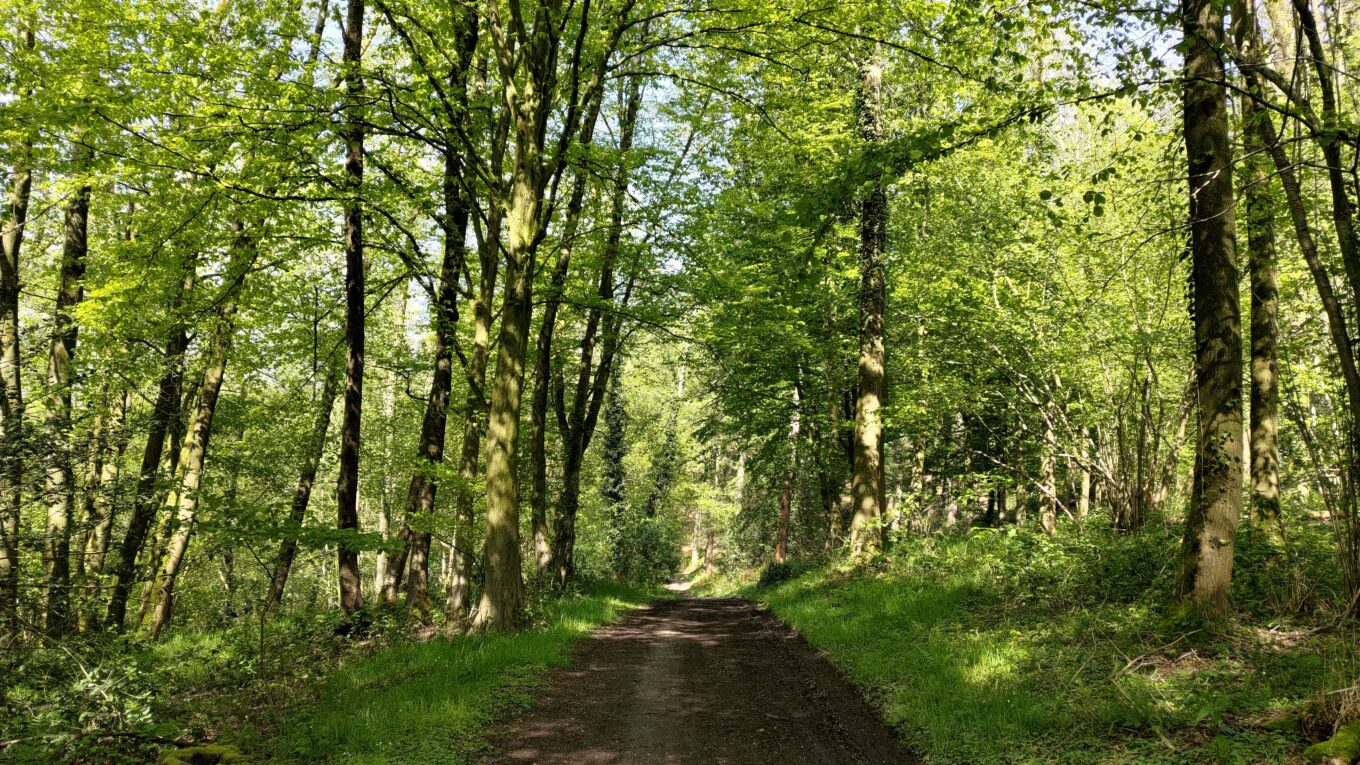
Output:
[[3, 0, 1360, 762]]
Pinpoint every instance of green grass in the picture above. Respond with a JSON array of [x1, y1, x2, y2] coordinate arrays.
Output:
[[725, 528, 1358, 765], [247, 582, 653, 765]]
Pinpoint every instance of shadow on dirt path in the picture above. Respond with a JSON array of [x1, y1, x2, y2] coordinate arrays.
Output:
[[478, 596, 918, 764]]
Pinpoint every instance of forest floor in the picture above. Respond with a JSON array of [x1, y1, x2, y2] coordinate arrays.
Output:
[[477, 596, 915, 764]]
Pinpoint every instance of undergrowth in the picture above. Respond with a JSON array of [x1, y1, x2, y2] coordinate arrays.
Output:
[[716, 522, 1359, 765], [1, 582, 653, 764]]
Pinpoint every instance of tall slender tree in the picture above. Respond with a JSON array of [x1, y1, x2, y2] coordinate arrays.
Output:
[[264, 367, 339, 609], [1176, 0, 1243, 617], [849, 47, 888, 557], [0, 26, 36, 629], [335, 0, 366, 617], [41, 144, 91, 633]]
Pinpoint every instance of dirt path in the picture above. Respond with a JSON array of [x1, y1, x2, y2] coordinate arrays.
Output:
[[478, 597, 917, 764]]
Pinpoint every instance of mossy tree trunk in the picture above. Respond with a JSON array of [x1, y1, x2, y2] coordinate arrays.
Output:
[[42, 149, 90, 634], [849, 47, 888, 557], [1176, 0, 1244, 617]]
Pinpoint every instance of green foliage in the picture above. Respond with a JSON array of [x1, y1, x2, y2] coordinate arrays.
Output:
[[607, 508, 682, 586]]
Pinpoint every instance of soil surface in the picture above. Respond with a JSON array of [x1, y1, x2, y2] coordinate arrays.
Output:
[[478, 596, 917, 764]]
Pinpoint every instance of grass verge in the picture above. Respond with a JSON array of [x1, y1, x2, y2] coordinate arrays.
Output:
[[721, 527, 1358, 765], [244, 581, 653, 764]]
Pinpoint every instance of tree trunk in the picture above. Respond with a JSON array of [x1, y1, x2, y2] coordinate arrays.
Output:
[[530, 92, 604, 578], [476, 211, 533, 630], [104, 265, 192, 630], [1292, 0, 1360, 326], [374, 283, 407, 597], [602, 368, 629, 571], [335, 0, 366, 618], [75, 382, 109, 589], [1177, 0, 1244, 617], [1240, 96, 1281, 527], [147, 292, 240, 639], [401, 157, 469, 624], [392, 13, 478, 623], [448, 217, 500, 625], [849, 48, 887, 557], [547, 76, 642, 587], [1039, 413, 1058, 536], [78, 388, 127, 630], [1077, 426, 1092, 522], [42, 152, 90, 633], [264, 368, 339, 610], [0, 26, 35, 631]]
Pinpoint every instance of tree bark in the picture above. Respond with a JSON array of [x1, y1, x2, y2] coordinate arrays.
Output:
[[78, 388, 127, 630], [447, 221, 499, 624], [1291, 0, 1360, 326], [75, 382, 109, 589], [264, 368, 339, 610], [1177, 0, 1244, 617], [42, 149, 91, 633], [1240, 97, 1281, 527], [1039, 411, 1058, 536], [335, 0, 367, 618], [0, 26, 35, 631], [401, 153, 471, 624], [849, 47, 888, 557]]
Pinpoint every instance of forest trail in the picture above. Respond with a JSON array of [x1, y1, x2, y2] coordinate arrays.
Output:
[[478, 597, 916, 764]]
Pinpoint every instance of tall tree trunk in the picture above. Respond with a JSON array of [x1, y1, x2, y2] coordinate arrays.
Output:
[[1292, 0, 1360, 324], [1177, 0, 1244, 617], [602, 367, 629, 573], [447, 223, 499, 624], [78, 388, 127, 630], [849, 47, 887, 557], [402, 13, 479, 623], [547, 76, 642, 587], [335, 0, 366, 618], [1240, 99, 1281, 527], [134, 395, 191, 632], [776, 380, 800, 563], [1039, 410, 1058, 536], [42, 151, 91, 633], [0, 26, 35, 631], [530, 92, 604, 578], [147, 328, 232, 639], [474, 0, 633, 628], [264, 368, 339, 610], [374, 283, 406, 596], [1077, 426, 1092, 522], [104, 265, 192, 630], [476, 190, 535, 630], [402, 156, 470, 624], [146, 235, 252, 639], [75, 382, 109, 589]]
